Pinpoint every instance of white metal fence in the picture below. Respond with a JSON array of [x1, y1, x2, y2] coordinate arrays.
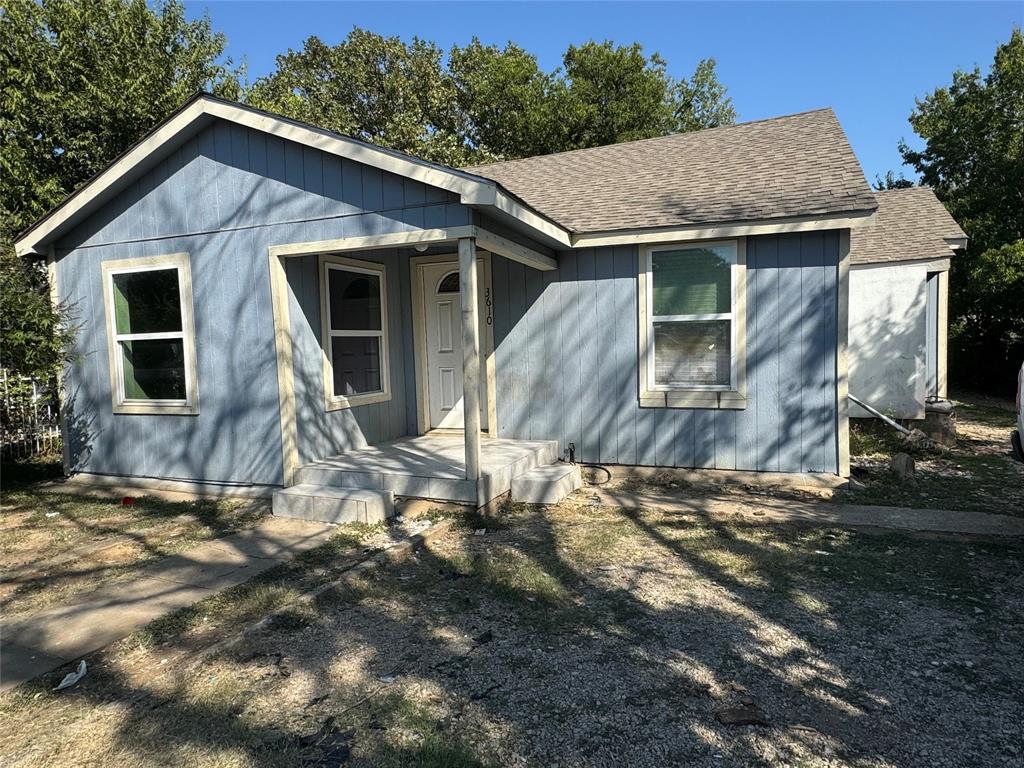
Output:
[[1, 370, 61, 460]]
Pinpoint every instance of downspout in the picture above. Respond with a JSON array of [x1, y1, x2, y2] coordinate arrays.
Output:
[[848, 394, 911, 436]]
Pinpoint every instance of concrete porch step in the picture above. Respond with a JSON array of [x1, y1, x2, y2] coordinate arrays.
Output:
[[295, 436, 560, 507], [510, 462, 582, 505], [273, 484, 394, 524]]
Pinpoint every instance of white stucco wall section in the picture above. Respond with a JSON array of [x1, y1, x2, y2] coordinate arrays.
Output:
[[848, 262, 929, 419]]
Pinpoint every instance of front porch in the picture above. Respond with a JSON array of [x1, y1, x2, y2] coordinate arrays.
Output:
[[272, 434, 581, 521], [269, 227, 559, 499]]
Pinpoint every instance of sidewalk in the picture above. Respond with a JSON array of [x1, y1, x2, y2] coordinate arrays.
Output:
[[1, 516, 335, 692], [586, 487, 1024, 537]]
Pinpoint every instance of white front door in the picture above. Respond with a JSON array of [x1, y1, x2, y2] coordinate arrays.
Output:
[[420, 260, 488, 430]]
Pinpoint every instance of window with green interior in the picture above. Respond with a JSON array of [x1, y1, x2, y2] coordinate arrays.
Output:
[[644, 240, 742, 392], [102, 253, 198, 414]]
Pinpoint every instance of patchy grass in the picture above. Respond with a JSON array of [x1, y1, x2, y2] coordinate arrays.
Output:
[[844, 391, 1024, 515], [2, 500, 1019, 768], [133, 523, 380, 649], [0, 477, 267, 616]]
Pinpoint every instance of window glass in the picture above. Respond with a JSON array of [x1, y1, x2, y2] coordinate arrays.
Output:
[[437, 271, 460, 294], [331, 336, 382, 396], [113, 269, 182, 334], [121, 339, 187, 400], [325, 261, 387, 401], [651, 246, 732, 316], [328, 269, 381, 331], [653, 320, 731, 386], [110, 265, 190, 404]]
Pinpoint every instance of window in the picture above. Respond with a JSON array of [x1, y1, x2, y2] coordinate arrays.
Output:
[[102, 253, 198, 415], [321, 256, 390, 409], [639, 240, 746, 409], [436, 271, 460, 294]]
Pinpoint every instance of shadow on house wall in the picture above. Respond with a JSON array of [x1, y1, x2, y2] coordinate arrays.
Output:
[[490, 232, 843, 475]]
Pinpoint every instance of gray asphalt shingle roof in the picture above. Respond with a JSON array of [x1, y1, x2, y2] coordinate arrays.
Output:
[[850, 187, 967, 265], [464, 108, 877, 234]]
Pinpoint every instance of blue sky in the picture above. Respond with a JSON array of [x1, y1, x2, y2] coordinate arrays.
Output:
[[185, 1, 1022, 182]]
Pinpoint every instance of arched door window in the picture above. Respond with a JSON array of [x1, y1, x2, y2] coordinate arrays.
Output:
[[436, 271, 460, 294]]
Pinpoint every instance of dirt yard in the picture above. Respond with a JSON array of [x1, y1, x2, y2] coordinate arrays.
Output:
[[2, 499, 1020, 768], [0, 469, 267, 617], [843, 391, 1024, 515]]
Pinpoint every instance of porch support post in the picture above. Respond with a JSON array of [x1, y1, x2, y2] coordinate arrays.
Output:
[[458, 237, 482, 481]]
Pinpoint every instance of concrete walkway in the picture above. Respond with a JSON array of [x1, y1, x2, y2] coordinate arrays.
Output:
[[587, 487, 1024, 537], [1, 516, 334, 692]]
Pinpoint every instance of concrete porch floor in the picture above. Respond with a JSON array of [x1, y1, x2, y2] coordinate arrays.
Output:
[[294, 434, 560, 507]]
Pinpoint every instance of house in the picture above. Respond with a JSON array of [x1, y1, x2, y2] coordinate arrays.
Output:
[[847, 187, 966, 420], [17, 93, 907, 516]]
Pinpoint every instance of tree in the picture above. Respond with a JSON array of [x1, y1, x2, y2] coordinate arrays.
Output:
[[0, 0, 240, 381], [559, 41, 675, 148], [672, 57, 736, 133], [899, 28, 1024, 390], [251, 30, 737, 163], [249, 30, 473, 166], [0, 250, 75, 381], [1, 0, 242, 240], [448, 39, 563, 160], [872, 171, 915, 190]]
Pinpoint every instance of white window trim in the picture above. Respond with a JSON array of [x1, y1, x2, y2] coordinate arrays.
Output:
[[638, 238, 747, 410], [319, 254, 391, 411], [100, 253, 199, 415]]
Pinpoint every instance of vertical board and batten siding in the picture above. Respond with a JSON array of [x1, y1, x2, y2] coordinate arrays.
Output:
[[55, 118, 468, 485], [285, 249, 425, 466], [491, 231, 842, 474]]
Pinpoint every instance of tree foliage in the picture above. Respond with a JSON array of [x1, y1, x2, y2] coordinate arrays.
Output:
[[1, 0, 241, 379], [0, 251, 76, 381], [247, 30, 471, 165], [872, 171, 915, 190], [899, 28, 1024, 390], [249, 30, 736, 164]]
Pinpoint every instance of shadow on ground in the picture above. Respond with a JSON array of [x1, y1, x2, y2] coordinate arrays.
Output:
[[2, 500, 1022, 767]]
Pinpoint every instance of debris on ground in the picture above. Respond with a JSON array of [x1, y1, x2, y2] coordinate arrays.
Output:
[[714, 704, 769, 726], [901, 428, 942, 453], [297, 717, 352, 767], [53, 660, 87, 691], [473, 629, 494, 646], [890, 452, 916, 481], [247, 652, 292, 678]]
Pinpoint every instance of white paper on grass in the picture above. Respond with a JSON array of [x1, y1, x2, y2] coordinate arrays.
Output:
[[53, 660, 87, 691]]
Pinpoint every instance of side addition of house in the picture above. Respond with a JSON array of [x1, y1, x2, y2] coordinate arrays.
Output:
[[847, 187, 967, 421]]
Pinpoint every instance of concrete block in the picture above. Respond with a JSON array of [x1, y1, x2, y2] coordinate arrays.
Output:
[[273, 484, 393, 523], [921, 403, 957, 446], [294, 467, 385, 489], [510, 463, 582, 505], [385, 474, 433, 498], [428, 477, 477, 503]]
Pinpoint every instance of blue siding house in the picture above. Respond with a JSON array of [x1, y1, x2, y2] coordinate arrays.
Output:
[[15, 94, 879, 514]]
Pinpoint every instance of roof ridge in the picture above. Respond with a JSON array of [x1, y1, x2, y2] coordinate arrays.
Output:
[[873, 186, 933, 196], [464, 107, 836, 171]]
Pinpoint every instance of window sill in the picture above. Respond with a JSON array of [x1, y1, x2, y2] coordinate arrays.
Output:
[[640, 390, 747, 410], [113, 402, 200, 416], [325, 391, 392, 411]]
